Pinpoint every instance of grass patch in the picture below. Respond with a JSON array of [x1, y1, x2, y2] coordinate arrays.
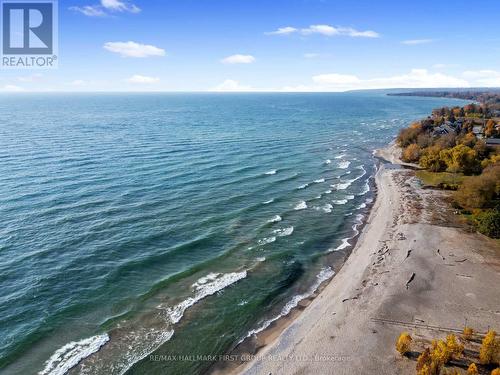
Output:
[[416, 170, 469, 189]]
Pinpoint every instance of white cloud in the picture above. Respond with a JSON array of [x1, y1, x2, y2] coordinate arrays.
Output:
[[17, 73, 43, 82], [210, 79, 254, 92], [221, 54, 255, 64], [265, 26, 298, 35], [304, 53, 320, 59], [104, 41, 165, 58], [462, 70, 500, 86], [401, 39, 434, 45], [70, 0, 139, 17], [71, 80, 87, 86], [69, 5, 106, 17], [101, 0, 140, 13], [283, 69, 470, 92], [1, 85, 24, 92], [267, 24, 379, 38], [126, 75, 160, 84]]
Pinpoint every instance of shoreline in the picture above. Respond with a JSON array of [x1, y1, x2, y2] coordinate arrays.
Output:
[[207, 156, 382, 375], [220, 143, 500, 375]]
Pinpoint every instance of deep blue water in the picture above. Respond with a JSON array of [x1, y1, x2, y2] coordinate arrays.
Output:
[[0, 92, 466, 374]]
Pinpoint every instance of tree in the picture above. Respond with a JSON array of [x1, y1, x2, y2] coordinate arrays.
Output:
[[402, 144, 422, 163], [480, 330, 499, 365], [396, 332, 412, 355], [431, 339, 451, 366], [440, 144, 480, 174], [485, 119, 498, 137], [467, 363, 479, 375], [454, 164, 500, 210], [491, 368, 500, 375], [420, 146, 446, 172]]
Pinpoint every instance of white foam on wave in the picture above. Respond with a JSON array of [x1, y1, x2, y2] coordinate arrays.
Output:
[[297, 183, 309, 190], [265, 170, 277, 175], [39, 334, 110, 375], [294, 201, 307, 210], [273, 226, 294, 237], [324, 189, 332, 194], [331, 181, 352, 190], [240, 267, 335, 342], [267, 215, 282, 223], [329, 238, 351, 252], [314, 178, 325, 183], [338, 160, 351, 169], [163, 271, 247, 324], [258, 237, 276, 246], [358, 181, 370, 196], [334, 154, 346, 159], [346, 194, 355, 200], [325, 159, 332, 164], [262, 198, 274, 204], [256, 257, 266, 262], [356, 202, 367, 209], [332, 199, 348, 205]]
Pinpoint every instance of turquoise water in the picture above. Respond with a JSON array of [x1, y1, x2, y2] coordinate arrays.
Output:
[[0, 92, 466, 374]]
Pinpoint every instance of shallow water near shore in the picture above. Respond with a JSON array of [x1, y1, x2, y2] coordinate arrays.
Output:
[[0, 92, 467, 374]]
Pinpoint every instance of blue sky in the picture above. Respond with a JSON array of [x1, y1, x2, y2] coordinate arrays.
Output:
[[1, 0, 500, 92]]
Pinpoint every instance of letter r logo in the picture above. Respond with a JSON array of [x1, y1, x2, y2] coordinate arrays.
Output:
[[2, 2, 53, 54]]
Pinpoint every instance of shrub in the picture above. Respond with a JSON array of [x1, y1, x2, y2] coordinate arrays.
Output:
[[463, 327, 474, 341], [454, 172, 498, 210], [474, 209, 500, 238], [431, 339, 451, 366], [491, 368, 500, 375], [402, 144, 422, 162], [467, 363, 479, 375], [446, 334, 464, 360], [480, 330, 499, 365], [396, 332, 412, 355]]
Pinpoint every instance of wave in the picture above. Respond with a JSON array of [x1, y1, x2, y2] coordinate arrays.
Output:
[[329, 238, 351, 252], [258, 237, 276, 246], [324, 189, 332, 194], [338, 160, 350, 169], [262, 198, 274, 204], [256, 257, 266, 262], [273, 226, 294, 237], [334, 154, 346, 159], [346, 194, 355, 200], [325, 159, 331, 164], [332, 199, 347, 205], [356, 202, 366, 209], [163, 271, 247, 324], [313, 178, 325, 183], [265, 170, 277, 175], [331, 181, 351, 190], [294, 201, 307, 210], [297, 183, 309, 190], [39, 334, 109, 375], [240, 267, 334, 342], [358, 181, 370, 195], [267, 215, 282, 223]]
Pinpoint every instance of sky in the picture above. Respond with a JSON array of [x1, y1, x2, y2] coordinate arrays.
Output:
[[1, 0, 500, 92]]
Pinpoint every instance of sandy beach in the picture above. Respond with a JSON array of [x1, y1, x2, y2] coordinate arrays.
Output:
[[233, 145, 500, 375]]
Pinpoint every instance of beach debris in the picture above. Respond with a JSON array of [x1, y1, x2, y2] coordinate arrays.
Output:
[[405, 273, 416, 289], [404, 249, 412, 260], [342, 295, 359, 303], [397, 232, 406, 240], [437, 248, 445, 260], [455, 258, 467, 263]]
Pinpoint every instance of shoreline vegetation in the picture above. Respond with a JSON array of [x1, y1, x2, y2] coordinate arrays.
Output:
[[219, 93, 500, 375]]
